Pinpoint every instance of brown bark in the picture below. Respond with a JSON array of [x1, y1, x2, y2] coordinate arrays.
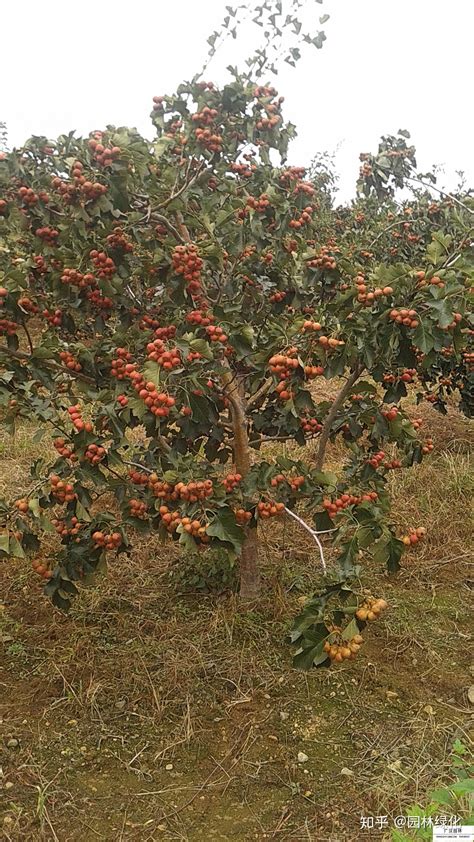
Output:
[[314, 365, 364, 471], [238, 527, 260, 600], [221, 365, 261, 600]]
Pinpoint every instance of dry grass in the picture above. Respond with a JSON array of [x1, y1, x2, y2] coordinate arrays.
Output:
[[0, 405, 473, 841]]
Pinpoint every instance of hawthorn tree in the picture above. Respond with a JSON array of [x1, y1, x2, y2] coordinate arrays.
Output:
[[0, 10, 472, 667]]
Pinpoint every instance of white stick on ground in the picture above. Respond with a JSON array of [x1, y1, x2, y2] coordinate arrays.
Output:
[[284, 506, 328, 573]]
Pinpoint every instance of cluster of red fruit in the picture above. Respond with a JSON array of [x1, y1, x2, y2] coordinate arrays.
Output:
[[128, 469, 149, 486], [110, 352, 176, 417], [401, 526, 426, 546], [236, 508, 252, 525], [389, 308, 419, 328], [422, 438, 434, 455], [274, 381, 294, 402], [367, 450, 385, 468], [384, 457, 402, 470], [324, 632, 364, 663], [271, 473, 305, 492], [194, 126, 223, 153], [86, 289, 113, 312], [303, 365, 324, 379], [300, 416, 322, 435], [269, 351, 299, 378], [289, 205, 314, 229], [128, 499, 148, 519], [172, 244, 203, 297], [60, 268, 96, 289], [88, 136, 121, 167], [42, 307, 62, 326], [146, 337, 182, 369], [412, 417, 423, 430], [293, 181, 316, 196], [355, 597, 388, 622], [307, 247, 337, 271], [323, 491, 378, 518], [269, 290, 286, 303], [73, 160, 109, 199], [53, 437, 76, 460], [222, 473, 242, 492], [136, 381, 176, 417], [92, 530, 122, 550], [158, 506, 210, 542], [18, 186, 44, 207], [279, 166, 306, 187], [84, 443, 106, 465], [15, 499, 30, 514], [257, 500, 285, 518], [229, 162, 256, 178], [52, 516, 82, 539], [106, 227, 133, 253], [318, 335, 345, 350], [36, 226, 59, 245], [359, 162, 373, 178], [89, 249, 116, 279], [354, 274, 393, 304], [0, 318, 18, 335], [52, 173, 107, 204], [302, 320, 322, 333], [117, 395, 128, 407], [246, 194, 271, 212], [50, 475, 76, 503], [110, 348, 133, 379], [33, 255, 48, 274], [149, 327, 174, 343], [186, 309, 214, 326], [415, 271, 444, 289], [383, 368, 416, 384], [59, 350, 82, 372], [382, 405, 399, 421], [31, 559, 52, 580], [206, 324, 229, 344], [67, 404, 93, 433]]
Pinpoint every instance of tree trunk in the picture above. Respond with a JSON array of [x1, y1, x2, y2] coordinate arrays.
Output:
[[238, 528, 260, 600], [221, 364, 261, 600]]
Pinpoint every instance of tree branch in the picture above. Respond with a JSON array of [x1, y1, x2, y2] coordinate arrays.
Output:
[[314, 364, 364, 471], [405, 173, 474, 215], [284, 506, 327, 573], [246, 377, 273, 411], [0, 345, 96, 385]]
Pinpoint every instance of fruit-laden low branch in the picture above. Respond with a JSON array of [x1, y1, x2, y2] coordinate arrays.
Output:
[[0, 346, 96, 386]]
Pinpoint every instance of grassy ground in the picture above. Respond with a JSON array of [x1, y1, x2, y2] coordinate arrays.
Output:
[[0, 403, 473, 841]]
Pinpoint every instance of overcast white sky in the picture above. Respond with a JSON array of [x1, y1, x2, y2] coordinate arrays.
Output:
[[1, 0, 472, 202]]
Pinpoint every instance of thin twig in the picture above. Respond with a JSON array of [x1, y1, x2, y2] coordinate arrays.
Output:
[[284, 506, 327, 573]]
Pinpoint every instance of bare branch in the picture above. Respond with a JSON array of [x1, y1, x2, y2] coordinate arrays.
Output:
[[284, 506, 327, 573], [314, 364, 364, 471]]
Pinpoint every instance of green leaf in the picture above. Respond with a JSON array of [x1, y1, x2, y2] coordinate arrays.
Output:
[[0, 533, 10, 554], [188, 338, 213, 360], [293, 639, 329, 670], [75, 500, 92, 522], [9, 535, 25, 558], [143, 361, 161, 388], [206, 507, 243, 553], [413, 321, 435, 354]]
